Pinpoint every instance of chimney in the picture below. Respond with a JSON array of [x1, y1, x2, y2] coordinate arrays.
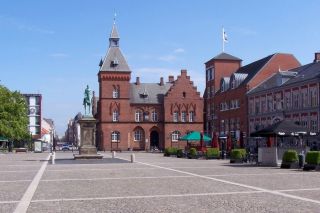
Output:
[[160, 77, 164, 86], [136, 77, 140, 85], [314, 52, 320, 63], [168, 75, 174, 83], [181, 69, 187, 75]]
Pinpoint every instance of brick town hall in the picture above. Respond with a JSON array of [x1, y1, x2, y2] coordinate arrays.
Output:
[[96, 22, 203, 151]]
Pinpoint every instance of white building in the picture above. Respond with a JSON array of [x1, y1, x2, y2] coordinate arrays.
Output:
[[23, 94, 42, 139]]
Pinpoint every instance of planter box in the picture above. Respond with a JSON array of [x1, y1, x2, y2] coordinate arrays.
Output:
[[280, 162, 299, 169], [206, 156, 220, 160], [303, 164, 317, 171], [230, 158, 243, 163], [15, 148, 27, 153]]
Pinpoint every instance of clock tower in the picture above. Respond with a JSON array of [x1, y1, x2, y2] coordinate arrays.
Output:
[[97, 21, 131, 151]]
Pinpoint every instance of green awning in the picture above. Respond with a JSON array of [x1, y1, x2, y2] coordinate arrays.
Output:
[[0, 136, 8, 142], [180, 131, 211, 141]]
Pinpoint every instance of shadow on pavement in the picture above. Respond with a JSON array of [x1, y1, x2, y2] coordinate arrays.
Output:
[[51, 157, 130, 165]]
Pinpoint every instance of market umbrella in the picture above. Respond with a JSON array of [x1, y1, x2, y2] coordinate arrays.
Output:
[[250, 120, 308, 137], [227, 136, 232, 151], [180, 131, 211, 141], [211, 134, 219, 149], [0, 136, 8, 142]]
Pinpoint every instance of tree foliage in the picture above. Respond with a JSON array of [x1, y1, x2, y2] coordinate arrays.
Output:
[[0, 85, 29, 141]]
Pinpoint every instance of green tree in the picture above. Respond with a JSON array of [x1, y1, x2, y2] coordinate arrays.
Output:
[[0, 85, 29, 141]]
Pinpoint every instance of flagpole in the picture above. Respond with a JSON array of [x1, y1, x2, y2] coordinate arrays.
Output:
[[222, 27, 225, 52]]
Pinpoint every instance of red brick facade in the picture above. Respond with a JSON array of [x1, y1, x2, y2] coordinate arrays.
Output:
[[204, 53, 300, 148], [96, 24, 203, 151]]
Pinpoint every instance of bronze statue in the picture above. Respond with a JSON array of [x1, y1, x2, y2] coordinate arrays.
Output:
[[83, 85, 92, 115]]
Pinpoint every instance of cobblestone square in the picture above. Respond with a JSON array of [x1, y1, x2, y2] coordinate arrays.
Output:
[[1, 152, 320, 212]]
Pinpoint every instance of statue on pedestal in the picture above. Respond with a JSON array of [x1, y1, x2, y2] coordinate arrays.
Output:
[[74, 85, 102, 159], [83, 85, 92, 116]]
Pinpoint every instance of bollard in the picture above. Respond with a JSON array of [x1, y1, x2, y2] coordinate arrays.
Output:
[[52, 152, 55, 165], [112, 151, 116, 158], [131, 153, 135, 163]]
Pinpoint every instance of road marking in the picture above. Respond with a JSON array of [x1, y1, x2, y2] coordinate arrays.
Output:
[[3, 187, 320, 204], [0, 170, 38, 173], [31, 190, 264, 203], [0, 180, 32, 183], [279, 187, 320, 192], [1, 165, 41, 167], [115, 155, 320, 205], [46, 167, 158, 172], [0, 200, 20, 204], [206, 172, 318, 177], [13, 153, 50, 213], [41, 175, 193, 182], [39, 172, 316, 182]]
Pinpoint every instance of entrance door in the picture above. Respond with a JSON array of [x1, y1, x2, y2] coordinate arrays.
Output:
[[150, 131, 159, 148]]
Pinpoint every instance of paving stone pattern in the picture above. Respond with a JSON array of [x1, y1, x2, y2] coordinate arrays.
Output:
[[0, 151, 320, 212]]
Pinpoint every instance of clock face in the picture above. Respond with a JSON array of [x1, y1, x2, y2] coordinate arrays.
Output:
[[29, 107, 36, 115]]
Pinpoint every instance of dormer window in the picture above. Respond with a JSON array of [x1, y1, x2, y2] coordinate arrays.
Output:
[[221, 81, 226, 92], [140, 89, 148, 98], [220, 77, 230, 92], [111, 58, 119, 67], [231, 78, 235, 89]]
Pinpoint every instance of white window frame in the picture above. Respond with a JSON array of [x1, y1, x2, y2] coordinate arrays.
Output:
[[181, 111, 186, 122], [311, 118, 318, 132], [111, 131, 120, 142], [112, 110, 119, 122], [112, 88, 119, 98], [151, 111, 158, 122], [135, 110, 143, 122], [189, 111, 194, 122], [134, 130, 142, 141], [171, 131, 180, 142], [173, 111, 179, 122]]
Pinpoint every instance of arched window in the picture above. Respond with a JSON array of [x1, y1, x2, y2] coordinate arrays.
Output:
[[189, 111, 195, 122], [181, 111, 187, 122], [151, 111, 158, 122], [111, 131, 120, 142], [173, 111, 179, 122], [171, 131, 180, 142], [135, 110, 143, 122], [112, 110, 119, 122], [112, 87, 119, 98], [134, 129, 143, 141]]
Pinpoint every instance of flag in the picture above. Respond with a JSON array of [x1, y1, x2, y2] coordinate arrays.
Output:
[[223, 28, 228, 43]]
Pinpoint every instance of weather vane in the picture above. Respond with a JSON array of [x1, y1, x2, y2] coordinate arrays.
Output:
[[113, 11, 117, 24]]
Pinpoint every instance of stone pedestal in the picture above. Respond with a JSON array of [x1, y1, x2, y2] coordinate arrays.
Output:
[[74, 116, 102, 159]]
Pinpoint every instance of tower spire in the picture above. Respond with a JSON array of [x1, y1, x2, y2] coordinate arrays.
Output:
[[99, 17, 130, 72], [109, 14, 119, 47], [113, 12, 116, 25]]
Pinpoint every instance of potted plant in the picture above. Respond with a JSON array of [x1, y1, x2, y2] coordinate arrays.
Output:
[[205, 148, 220, 159], [230, 149, 246, 163], [281, 150, 299, 169], [164, 147, 178, 157], [176, 149, 185, 158], [303, 151, 320, 171], [188, 148, 198, 159]]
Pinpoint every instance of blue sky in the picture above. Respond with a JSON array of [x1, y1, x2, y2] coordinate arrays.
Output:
[[0, 0, 319, 136]]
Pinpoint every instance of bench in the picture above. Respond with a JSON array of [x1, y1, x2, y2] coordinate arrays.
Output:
[[15, 148, 28, 153]]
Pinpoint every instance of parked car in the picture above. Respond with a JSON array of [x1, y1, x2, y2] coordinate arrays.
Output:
[[61, 144, 70, 151]]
